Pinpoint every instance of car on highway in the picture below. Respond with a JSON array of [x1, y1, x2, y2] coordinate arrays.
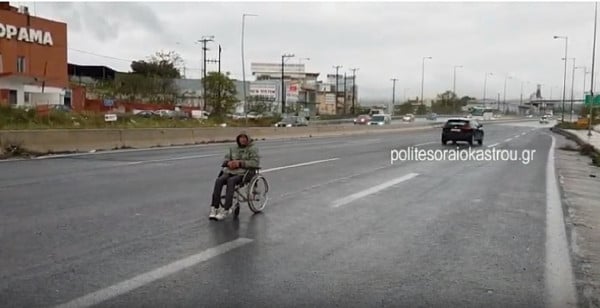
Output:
[[353, 114, 371, 125], [402, 114, 415, 122], [441, 118, 484, 146], [426, 113, 438, 120], [368, 114, 391, 125], [274, 116, 309, 127], [539, 115, 549, 124]]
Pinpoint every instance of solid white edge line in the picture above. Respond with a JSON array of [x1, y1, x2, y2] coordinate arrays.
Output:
[[262, 158, 339, 173], [545, 135, 577, 308], [54, 238, 253, 308], [331, 173, 419, 208]]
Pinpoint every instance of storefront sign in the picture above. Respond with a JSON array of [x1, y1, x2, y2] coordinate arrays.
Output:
[[0, 23, 54, 46]]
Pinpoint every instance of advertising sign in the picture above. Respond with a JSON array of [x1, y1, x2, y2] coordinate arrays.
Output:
[[0, 23, 54, 46]]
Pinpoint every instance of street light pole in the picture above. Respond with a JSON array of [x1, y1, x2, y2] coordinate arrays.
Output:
[[483, 72, 493, 107], [391, 78, 397, 114], [565, 58, 576, 121], [589, 2, 597, 137], [281, 53, 295, 115], [554, 35, 569, 122], [503, 75, 512, 114], [241, 13, 257, 120], [421, 56, 432, 105], [453, 65, 462, 113], [453, 65, 462, 94]]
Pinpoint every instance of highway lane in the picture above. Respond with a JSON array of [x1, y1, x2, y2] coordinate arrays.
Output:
[[0, 120, 569, 307]]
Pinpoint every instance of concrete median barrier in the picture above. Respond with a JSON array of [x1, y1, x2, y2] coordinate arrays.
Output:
[[0, 129, 122, 153], [0, 122, 442, 156]]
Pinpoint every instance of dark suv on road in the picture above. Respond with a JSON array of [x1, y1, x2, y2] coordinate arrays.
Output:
[[442, 118, 484, 146]]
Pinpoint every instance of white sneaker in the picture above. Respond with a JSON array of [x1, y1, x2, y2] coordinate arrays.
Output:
[[215, 207, 231, 221], [209, 207, 218, 220]]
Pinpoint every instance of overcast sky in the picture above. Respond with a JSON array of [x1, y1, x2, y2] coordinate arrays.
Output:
[[24, 1, 600, 102]]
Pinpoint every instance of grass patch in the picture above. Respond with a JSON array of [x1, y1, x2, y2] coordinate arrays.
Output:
[[0, 106, 281, 130]]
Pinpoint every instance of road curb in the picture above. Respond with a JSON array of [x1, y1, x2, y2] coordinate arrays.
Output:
[[551, 126, 600, 155]]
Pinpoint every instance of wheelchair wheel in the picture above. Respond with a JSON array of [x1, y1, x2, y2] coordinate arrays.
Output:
[[247, 175, 269, 213]]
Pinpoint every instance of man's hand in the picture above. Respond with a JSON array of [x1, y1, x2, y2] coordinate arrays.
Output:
[[227, 160, 242, 169]]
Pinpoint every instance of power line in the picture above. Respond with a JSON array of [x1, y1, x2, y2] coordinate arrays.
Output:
[[68, 48, 133, 62]]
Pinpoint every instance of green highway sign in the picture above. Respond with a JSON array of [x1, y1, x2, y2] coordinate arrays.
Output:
[[584, 94, 600, 106]]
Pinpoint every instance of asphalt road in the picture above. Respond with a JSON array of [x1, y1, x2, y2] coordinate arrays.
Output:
[[0, 119, 574, 307]]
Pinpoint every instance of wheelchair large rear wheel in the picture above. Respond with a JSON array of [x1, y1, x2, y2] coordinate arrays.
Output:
[[247, 175, 269, 213]]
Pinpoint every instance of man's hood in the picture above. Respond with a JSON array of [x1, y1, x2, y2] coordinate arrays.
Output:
[[236, 131, 252, 147]]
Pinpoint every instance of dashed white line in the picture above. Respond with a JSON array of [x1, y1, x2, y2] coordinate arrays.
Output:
[[545, 135, 577, 308], [413, 141, 436, 147], [331, 173, 419, 208], [521, 132, 527, 136], [262, 158, 340, 173], [514, 135, 521, 139], [487, 143, 500, 148], [54, 238, 253, 308], [122, 154, 219, 165], [504, 138, 513, 142]]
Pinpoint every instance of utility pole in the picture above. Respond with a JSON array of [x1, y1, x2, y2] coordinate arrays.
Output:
[[333, 65, 342, 114], [350, 68, 359, 115], [281, 53, 295, 115], [198, 35, 214, 111], [391, 78, 398, 115]]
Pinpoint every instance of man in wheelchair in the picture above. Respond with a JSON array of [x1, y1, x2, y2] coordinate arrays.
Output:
[[209, 131, 260, 221]]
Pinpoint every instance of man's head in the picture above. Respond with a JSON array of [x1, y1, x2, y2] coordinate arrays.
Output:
[[236, 132, 250, 147]]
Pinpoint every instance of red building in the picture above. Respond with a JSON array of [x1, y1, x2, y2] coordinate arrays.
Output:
[[0, 2, 68, 107]]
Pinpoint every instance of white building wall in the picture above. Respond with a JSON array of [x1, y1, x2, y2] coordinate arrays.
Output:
[[24, 85, 64, 106]]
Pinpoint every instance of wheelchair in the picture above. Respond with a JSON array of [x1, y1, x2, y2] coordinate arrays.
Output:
[[218, 167, 269, 218]]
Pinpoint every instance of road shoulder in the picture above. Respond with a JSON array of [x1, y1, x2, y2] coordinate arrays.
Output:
[[554, 133, 600, 307]]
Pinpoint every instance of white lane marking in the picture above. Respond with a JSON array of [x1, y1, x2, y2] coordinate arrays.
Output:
[[331, 173, 419, 208], [514, 135, 521, 139], [504, 138, 513, 142], [261, 158, 340, 173], [545, 135, 577, 308], [54, 238, 253, 308], [521, 132, 527, 136], [121, 154, 219, 165], [413, 141, 436, 147], [487, 143, 499, 148]]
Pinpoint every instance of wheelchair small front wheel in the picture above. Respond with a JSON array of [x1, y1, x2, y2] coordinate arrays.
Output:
[[247, 175, 269, 213]]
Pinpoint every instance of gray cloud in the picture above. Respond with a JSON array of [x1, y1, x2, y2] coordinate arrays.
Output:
[[33, 1, 600, 101]]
